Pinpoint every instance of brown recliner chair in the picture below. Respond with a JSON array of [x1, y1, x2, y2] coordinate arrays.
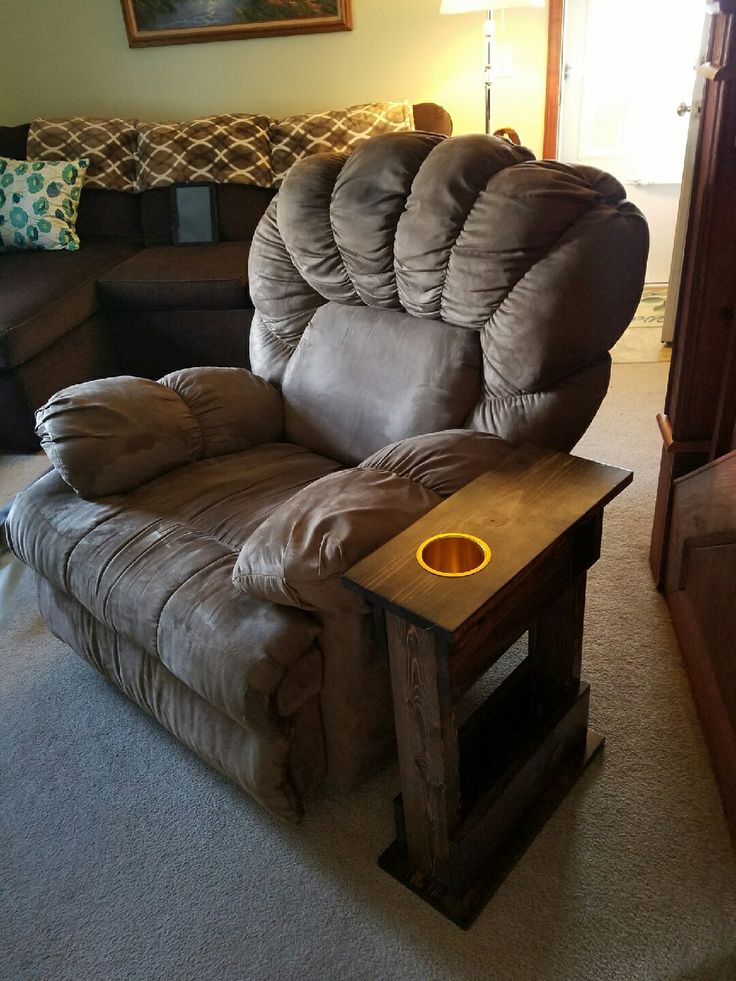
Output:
[[7, 133, 648, 822]]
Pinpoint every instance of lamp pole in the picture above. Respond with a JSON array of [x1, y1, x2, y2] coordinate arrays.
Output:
[[440, 0, 545, 137], [484, 9, 493, 133]]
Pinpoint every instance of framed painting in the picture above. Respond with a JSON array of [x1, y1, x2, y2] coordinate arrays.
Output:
[[120, 0, 353, 48]]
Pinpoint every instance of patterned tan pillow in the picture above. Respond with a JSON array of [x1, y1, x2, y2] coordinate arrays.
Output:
[[136, 114, 272, 190], [270, 101, 415, 184], [27, 117, 137, 193]]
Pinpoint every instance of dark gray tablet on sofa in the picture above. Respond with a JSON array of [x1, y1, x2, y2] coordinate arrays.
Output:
[[171, 182, 218, 245]]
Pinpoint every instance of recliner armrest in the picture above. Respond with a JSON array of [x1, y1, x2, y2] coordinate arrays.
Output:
[[232, 430, 514, 614], [232, 468, 441, 613], [35, 366, 283, 498], [359, 429, 513, 494]]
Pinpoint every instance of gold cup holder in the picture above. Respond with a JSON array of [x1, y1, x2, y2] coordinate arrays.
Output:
[[416, 533, 491, 578]]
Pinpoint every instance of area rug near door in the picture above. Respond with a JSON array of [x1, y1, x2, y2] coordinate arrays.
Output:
[[630, 284, 668, 329], [611, 284, 671, 365]]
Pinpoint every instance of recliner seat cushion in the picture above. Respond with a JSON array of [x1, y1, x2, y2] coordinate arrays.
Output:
[[0, 241, 139, 368], [96, 241, 250, 311]]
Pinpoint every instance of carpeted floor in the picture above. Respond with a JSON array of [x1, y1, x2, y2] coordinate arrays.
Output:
[[2, 361, 735, 981]]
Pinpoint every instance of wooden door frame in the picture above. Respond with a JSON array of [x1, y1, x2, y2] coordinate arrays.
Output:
[[543, 0, 564, 158], [543, 1, 735, 159]]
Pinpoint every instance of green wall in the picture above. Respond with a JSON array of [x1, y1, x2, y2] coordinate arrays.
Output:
[[0, 0, 547, 152]]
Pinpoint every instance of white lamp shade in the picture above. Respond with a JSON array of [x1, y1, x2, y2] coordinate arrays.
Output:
[[440, 0, 544, 11]]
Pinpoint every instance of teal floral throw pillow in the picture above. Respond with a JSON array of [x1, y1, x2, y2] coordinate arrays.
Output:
[[0, 156, 89, 252]]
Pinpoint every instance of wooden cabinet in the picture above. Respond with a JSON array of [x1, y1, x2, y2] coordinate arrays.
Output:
[[650, 0, 736, 841]]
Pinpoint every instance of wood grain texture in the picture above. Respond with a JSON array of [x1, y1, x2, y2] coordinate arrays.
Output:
[[380, 713, 603, 930], [655, 10, 736, 454], [384, 612, 459, 881], [356, 447, 625, 923], [453, 685, 591, 877], [447, 536, 572, 700], [650, 4, 736, 841], [345, 446, 631, 634], [528, 573, 587, 691], [665, 448, 736, 594], [664, 450, 736, 841], [668, 591, 736, 844], [686, 543, 736, 715], [543, 0, 564, 158]]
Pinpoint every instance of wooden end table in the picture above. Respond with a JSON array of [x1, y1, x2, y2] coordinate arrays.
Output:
[[343, 445, 631, 928]]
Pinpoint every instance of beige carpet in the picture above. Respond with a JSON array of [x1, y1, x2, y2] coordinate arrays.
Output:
[[1, 362, 735, 981], [0, 450, 48, 506]]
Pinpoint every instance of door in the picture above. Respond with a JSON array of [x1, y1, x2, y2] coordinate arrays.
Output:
[[650, 2, 736, 841], [557, 0, 705, 284]]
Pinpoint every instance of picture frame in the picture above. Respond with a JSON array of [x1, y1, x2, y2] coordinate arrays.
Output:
[[120, 0, 353, 48]]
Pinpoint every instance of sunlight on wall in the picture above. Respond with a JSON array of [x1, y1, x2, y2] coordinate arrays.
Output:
[[492, 7, 549, 156], [0, 0, 548, 155]]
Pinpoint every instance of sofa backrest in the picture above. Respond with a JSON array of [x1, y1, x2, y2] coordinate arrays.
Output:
[[139, 185, 277, 246], [0, 104, 451, 248], [248, 131, 649, 462], [0, 122, 30, 159], [139, 102, 450, 247], [0, 121, 144, 245]]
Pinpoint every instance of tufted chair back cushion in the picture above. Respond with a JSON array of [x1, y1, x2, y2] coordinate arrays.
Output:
[[281, 304, 481, 464], [248, 132, 648, 459]]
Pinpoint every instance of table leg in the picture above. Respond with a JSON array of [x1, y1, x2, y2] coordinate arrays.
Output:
[[528, 572, 587, 695], [384, 611, 459, 884]]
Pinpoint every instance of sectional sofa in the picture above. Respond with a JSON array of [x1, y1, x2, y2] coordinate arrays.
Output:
[[0, 103, 451, 450]]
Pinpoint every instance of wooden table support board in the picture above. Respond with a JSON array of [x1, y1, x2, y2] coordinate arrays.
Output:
[[344, 446, 631, 928]]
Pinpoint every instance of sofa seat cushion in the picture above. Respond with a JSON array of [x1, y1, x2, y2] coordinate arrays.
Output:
[[7, 442, 344, 727], [96, 242, 251, 312], [0, 241, 139, 369]]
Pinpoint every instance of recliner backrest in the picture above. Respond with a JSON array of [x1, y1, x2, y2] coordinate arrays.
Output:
[[248, 132, 648, 462]]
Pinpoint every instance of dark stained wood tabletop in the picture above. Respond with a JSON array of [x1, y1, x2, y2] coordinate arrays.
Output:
[[344, 445, 632, 634]]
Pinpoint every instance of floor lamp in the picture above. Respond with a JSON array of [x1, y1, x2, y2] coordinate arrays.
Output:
[[440, 0, 545, 136]]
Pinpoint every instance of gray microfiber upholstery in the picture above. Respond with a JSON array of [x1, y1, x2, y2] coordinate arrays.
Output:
[[35, 367, 283, 497], [249, 132, 648, 453], [7, 133, 649, 821], [233, 469, 444, 611], [7, 441, 344, 820], [281, 304, 482, 463]]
